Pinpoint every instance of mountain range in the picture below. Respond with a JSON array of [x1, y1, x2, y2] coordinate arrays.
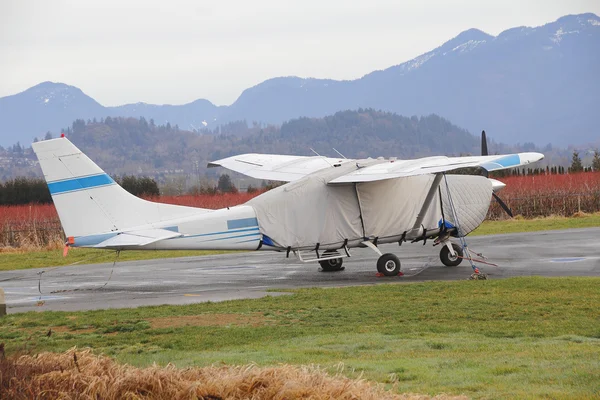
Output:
[[0, 13, 598, 148]]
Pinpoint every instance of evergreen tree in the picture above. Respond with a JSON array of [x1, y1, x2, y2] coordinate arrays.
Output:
[[570, 150, 584, 173], [0, 178, 52, 205], [592, 149, 600, 171], [118, 175, 160, 197], [72, 119, 86, 134], [217, 174, 237, 193]]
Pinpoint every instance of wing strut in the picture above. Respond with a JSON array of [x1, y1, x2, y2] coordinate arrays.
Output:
[[410, 173, 443, 237]]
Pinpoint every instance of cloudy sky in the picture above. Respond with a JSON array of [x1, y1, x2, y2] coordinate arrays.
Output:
[[1, 0, 598, 106]]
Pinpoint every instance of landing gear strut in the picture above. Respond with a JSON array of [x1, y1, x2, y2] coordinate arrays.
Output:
[[376, 253, 401, 276], [319, 251, 344, 272], [362, 241, 402, 276], [439, 243, 463, 267]]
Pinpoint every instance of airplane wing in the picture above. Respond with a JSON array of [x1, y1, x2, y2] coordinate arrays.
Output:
[[93, 228, 183, 248], [208, 154, 354, 182], [329, 152, 544, 183]]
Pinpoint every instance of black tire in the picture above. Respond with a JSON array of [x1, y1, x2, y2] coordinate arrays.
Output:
[[376, 253, 401, 276], [440, 243, 463, 267], [319, 251, 344, 272]]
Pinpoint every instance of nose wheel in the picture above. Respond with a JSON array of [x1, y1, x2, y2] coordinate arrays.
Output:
[[440, 243, 463, 267], [376, 253, 401, 276]]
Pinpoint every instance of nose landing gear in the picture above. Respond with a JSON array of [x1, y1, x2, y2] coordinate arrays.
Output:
[[439, 242, 464, 267]]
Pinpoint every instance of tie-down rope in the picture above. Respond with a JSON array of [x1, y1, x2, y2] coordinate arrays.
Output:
[[442, 174, 481, 274]]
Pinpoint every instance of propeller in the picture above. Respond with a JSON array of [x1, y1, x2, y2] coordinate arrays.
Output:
[[481, 130, 489, 157], [481, 130, 513, 218], [481, 130, 489, 178], [492, 192, 514, 218]]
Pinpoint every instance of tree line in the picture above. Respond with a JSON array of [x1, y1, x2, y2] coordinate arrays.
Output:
[[0, 173, 252, 205], [0, 176, 160, 205]]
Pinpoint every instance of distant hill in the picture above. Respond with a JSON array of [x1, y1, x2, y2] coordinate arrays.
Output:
[[1, 13, 598, 147], [0, 110, 492, 181]]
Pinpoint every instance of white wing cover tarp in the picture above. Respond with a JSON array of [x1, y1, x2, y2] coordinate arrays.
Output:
[[247, 163, 364, 249], [355, 175, 440, 239], [439, 175, 492, 235], [248, 165, 493, 249]]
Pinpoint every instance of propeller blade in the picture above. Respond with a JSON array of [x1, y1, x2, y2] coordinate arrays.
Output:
[[492, 192, 513, 218], [481, 130, 488, 156], [481, 130, 489, 178]]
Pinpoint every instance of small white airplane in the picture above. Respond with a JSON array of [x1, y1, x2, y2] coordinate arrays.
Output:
[[32, 134, 543, 276]]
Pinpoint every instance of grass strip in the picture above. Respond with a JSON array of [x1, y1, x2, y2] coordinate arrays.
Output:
[[1, 277, 599, 399], [470, 213, 600, 236], [0, 248, 233, 272]]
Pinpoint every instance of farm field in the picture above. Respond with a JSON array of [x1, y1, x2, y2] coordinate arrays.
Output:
[[1, 277, 598, 399], [487, 171, 600, 218], [0, 192, 261, 249]]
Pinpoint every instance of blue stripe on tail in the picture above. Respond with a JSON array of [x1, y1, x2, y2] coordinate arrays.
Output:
[[48, 174, 115, 195]]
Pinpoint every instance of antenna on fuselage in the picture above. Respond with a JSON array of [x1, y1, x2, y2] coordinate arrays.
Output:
[[310, 148, 334, 167], [332, 148, 347, 159]]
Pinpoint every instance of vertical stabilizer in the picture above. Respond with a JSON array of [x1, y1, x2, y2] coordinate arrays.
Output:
[[32, 137, 208, 238]]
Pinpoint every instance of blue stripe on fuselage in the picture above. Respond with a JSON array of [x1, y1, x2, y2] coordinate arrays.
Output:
[[48, 173, 115, 195], [182, 227, 259, 239], [227, 218, 259, 230], [201, 232, 261, 242]]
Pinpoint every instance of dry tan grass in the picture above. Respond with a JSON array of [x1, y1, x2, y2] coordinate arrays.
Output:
[[0, 230, 63, 253], [0, 348, 467, 400], [571, 211, 589, 218]]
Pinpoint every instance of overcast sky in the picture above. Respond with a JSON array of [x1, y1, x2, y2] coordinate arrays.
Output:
[[1, 0, 598, 106]]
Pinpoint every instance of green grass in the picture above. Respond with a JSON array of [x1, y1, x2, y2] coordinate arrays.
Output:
[[0, 248, 233, 272], [1, 213, 599, 272], [2, 277, 599, 399], [471, 213, 600, 236]]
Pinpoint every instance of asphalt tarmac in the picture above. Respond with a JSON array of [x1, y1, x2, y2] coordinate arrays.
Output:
[[2, 227, 599, 313]]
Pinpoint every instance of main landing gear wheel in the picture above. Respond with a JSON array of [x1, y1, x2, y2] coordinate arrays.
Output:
[[319, 251, 344, 272], [440, 243, 463, 267], [376, 253, 401, 276]]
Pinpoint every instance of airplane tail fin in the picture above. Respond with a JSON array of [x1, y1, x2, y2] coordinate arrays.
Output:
[[32, 137, 207, 239]]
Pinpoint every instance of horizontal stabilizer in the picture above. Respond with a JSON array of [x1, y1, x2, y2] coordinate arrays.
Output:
[[93, 228, 183, 248]]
